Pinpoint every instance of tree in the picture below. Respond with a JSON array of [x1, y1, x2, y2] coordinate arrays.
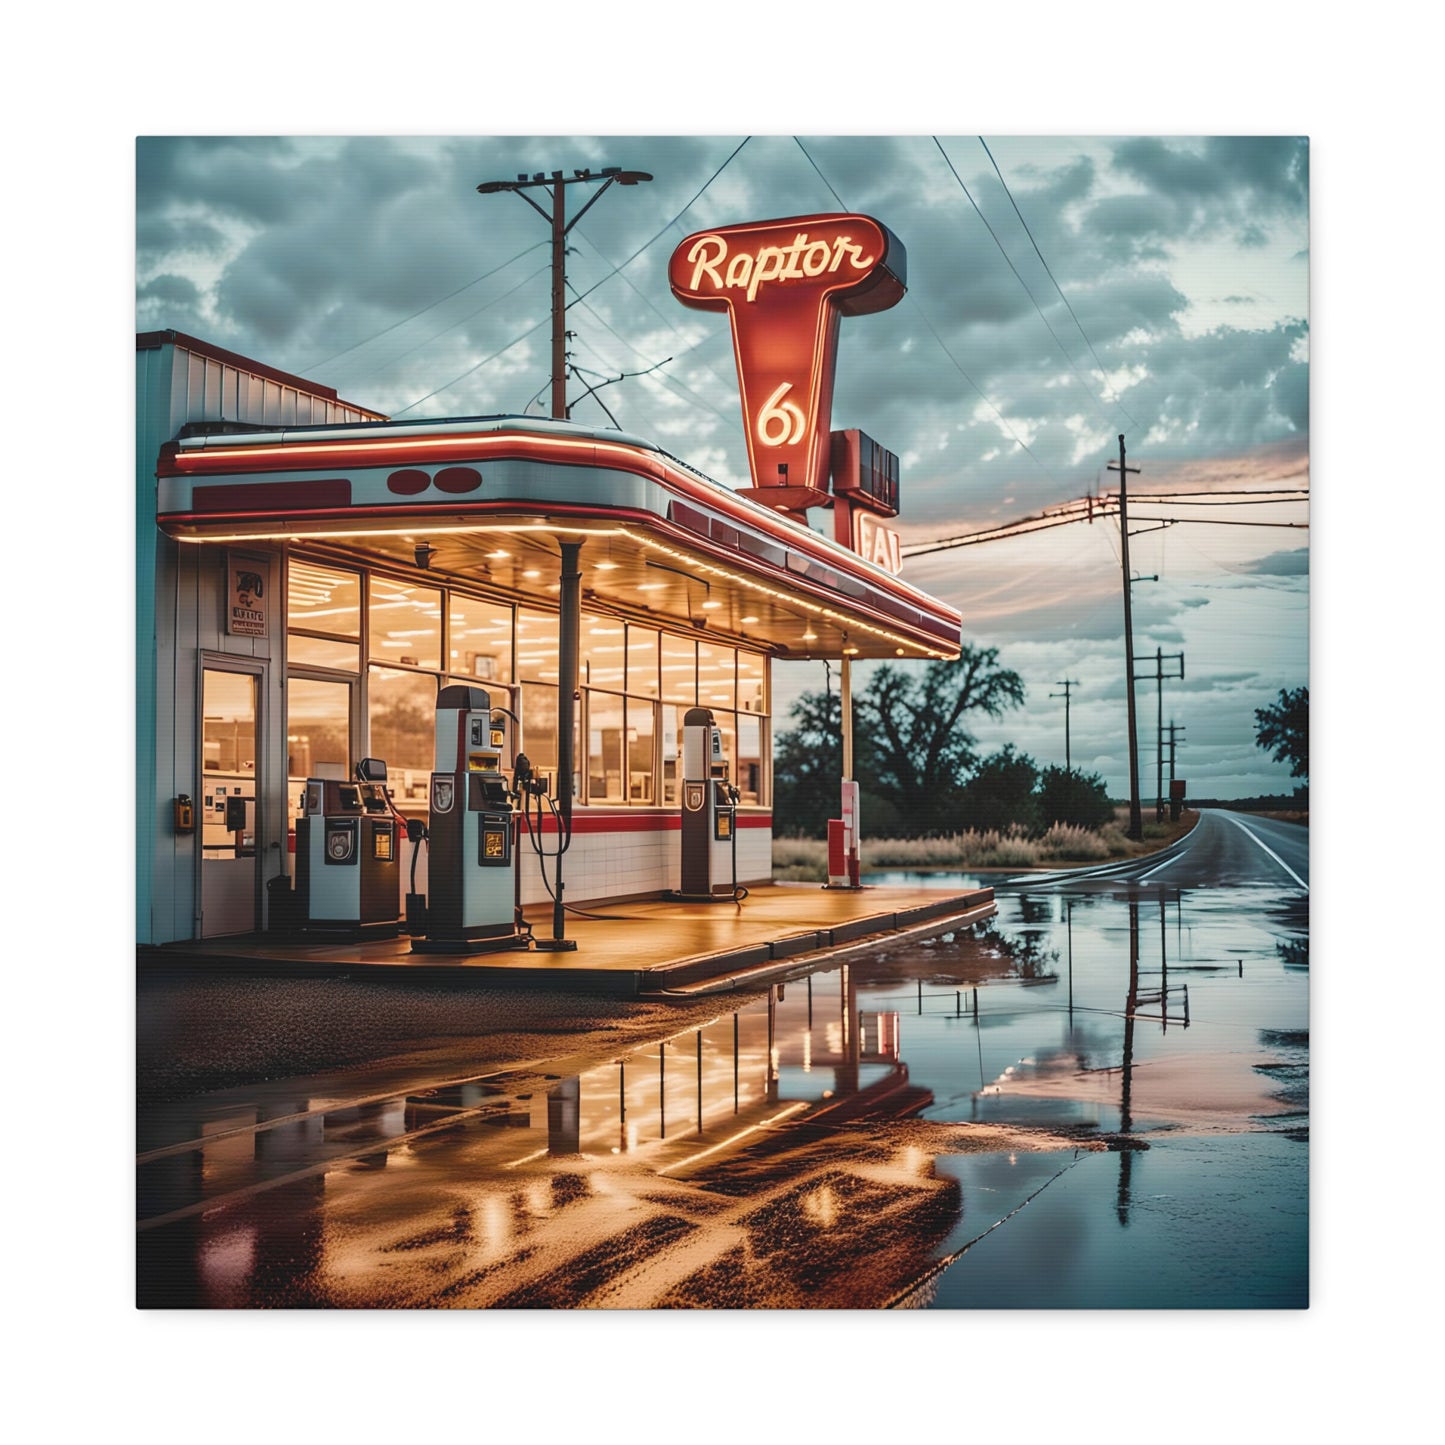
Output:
[[960, 745, 1040, 833], [1254, 686, 1308, 780], [771, 687, 903, 838], [769, 646, 1026, 838], [864, 646, 1026, 836], [1035, 765, 1114, 830], [771, 687, 848, 837]]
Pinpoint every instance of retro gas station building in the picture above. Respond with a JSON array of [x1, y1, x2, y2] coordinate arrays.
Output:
[[135, 213, 966, 955]]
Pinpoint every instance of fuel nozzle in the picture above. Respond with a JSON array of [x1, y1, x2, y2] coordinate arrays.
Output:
[[512, 752, 538, 800]]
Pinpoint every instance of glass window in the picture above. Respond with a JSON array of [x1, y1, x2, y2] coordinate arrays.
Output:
[[583, 612, 626, 692], [737, 713, 764, 805], [287, 677, 352, 781], [289, 561, 360, 635], [288, 561, 360, 670], [626, 624, 659, 697], [520, 681, 558, 781], [660, 634, 697, 703], [286, 676, 354, 852], [288, 635, 360, 670], [662, 703, 686, 804], [450, 594, 513, 684], [714, 711, 737, 792], [627, 699, 656, 803], [370, 577, 441, 670], [586, 693, 626, 803], [516, 608, 560, 683], [737, 651, 766, 714], [367, 667, 437, 800], [697, 640, 736, 711]]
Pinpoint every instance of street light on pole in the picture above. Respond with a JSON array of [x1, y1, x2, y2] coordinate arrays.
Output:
[[477, 166, 652, 420]]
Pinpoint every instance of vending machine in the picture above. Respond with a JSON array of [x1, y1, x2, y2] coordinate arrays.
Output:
[[672, 706, 741, 902], [412, 685, 527, 954], [295, 758, 400, 938]]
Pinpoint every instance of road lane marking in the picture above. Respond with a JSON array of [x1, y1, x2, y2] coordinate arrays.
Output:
[[1217, 811, 1309, 891], [1139, 851, 1181, 882]]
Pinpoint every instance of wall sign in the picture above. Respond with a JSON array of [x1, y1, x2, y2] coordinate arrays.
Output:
[[226, 553, 268, 637], [670, 214, 906, 511]]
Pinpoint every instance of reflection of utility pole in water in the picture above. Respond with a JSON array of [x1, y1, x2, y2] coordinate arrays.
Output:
[[766, 987, 779, 1105], [1117, 897, 1140, 1225], [839, 964, 860, 1099], [1134, 887, 1190, 1031], [1066, 899, 1075, 1025], [733, 1012, 740, 1115], [1160, 892, 1168, 1032], [696, 1030, 704, 1134]]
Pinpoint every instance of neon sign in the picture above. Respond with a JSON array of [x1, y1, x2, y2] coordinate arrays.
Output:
[[670, 214, 905, 512], [855, 512, 903, 575]]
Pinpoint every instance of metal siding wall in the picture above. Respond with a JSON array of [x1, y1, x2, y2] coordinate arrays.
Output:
[[139, 338, 382, 942], [165, 540, 197, 939], [136, 347, 164, 944]]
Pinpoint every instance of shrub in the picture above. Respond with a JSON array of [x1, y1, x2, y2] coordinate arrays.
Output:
[[1036, 766, 1115, 830], [959, 746, 1040, 834]]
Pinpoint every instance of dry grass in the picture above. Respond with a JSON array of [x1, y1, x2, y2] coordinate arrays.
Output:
[[774, 810, 1198, 879]]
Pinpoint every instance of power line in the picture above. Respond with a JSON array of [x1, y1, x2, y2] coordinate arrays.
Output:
[[343, 260, 553, 384], [571, 136, 753, 309], [400, 139, 753, 422], [301, 239, 549, 374], [792, 136, 1064, 493], [978, 137, 1140, 430], [901, 489, 1309, 557], [932, 138, 1124, 435]]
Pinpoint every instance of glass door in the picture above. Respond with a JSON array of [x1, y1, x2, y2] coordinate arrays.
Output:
[[200, 665, 261, 937]]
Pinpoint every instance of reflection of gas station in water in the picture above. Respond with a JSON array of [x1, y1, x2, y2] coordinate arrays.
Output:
[[524, 964, 926, 1161]]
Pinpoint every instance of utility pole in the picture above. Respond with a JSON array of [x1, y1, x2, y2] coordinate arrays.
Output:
[[1050, 679, 1080, 772], [477, 166, 652, 419], [1164, 721, 1186, 784], [1109, 435, 1144, 840], [1135, 648, 1184, 821]]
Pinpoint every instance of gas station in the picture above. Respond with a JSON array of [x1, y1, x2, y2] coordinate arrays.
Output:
[[136, 210, 996, 990]]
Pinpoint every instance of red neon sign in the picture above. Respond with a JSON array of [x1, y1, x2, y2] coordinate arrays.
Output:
[[669, 214, 905, 512]]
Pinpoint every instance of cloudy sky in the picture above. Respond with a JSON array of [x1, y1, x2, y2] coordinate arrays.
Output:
[[136, 132, 1310, 800]]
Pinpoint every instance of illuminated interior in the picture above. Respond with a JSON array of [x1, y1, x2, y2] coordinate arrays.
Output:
[[284, 555, 772, 842]]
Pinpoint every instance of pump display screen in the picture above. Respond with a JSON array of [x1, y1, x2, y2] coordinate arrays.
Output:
[[373, 827, 394, 861]]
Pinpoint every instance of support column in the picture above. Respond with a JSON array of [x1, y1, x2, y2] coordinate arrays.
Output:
[[536, 538, 581, 951]]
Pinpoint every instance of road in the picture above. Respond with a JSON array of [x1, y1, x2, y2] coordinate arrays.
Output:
[[1002, 806, 1309, 892], [136, 809, 1309, 1309]]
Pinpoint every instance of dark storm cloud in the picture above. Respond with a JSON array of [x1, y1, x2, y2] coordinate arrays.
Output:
[[1108, 136, 1308, 238], [136, 214, 230, 262], [134, 134, 1308, 536], [137, 136, 318, 225], [1239, 548, 1309, 578]]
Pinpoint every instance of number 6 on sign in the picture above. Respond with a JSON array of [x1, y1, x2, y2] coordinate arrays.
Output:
[[756, 382, 807, 447]]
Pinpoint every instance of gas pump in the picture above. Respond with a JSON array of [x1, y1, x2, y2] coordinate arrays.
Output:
[[671, 706, 743, 902], [295, 757, 401, 938], [412, 685, 528, 955]]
